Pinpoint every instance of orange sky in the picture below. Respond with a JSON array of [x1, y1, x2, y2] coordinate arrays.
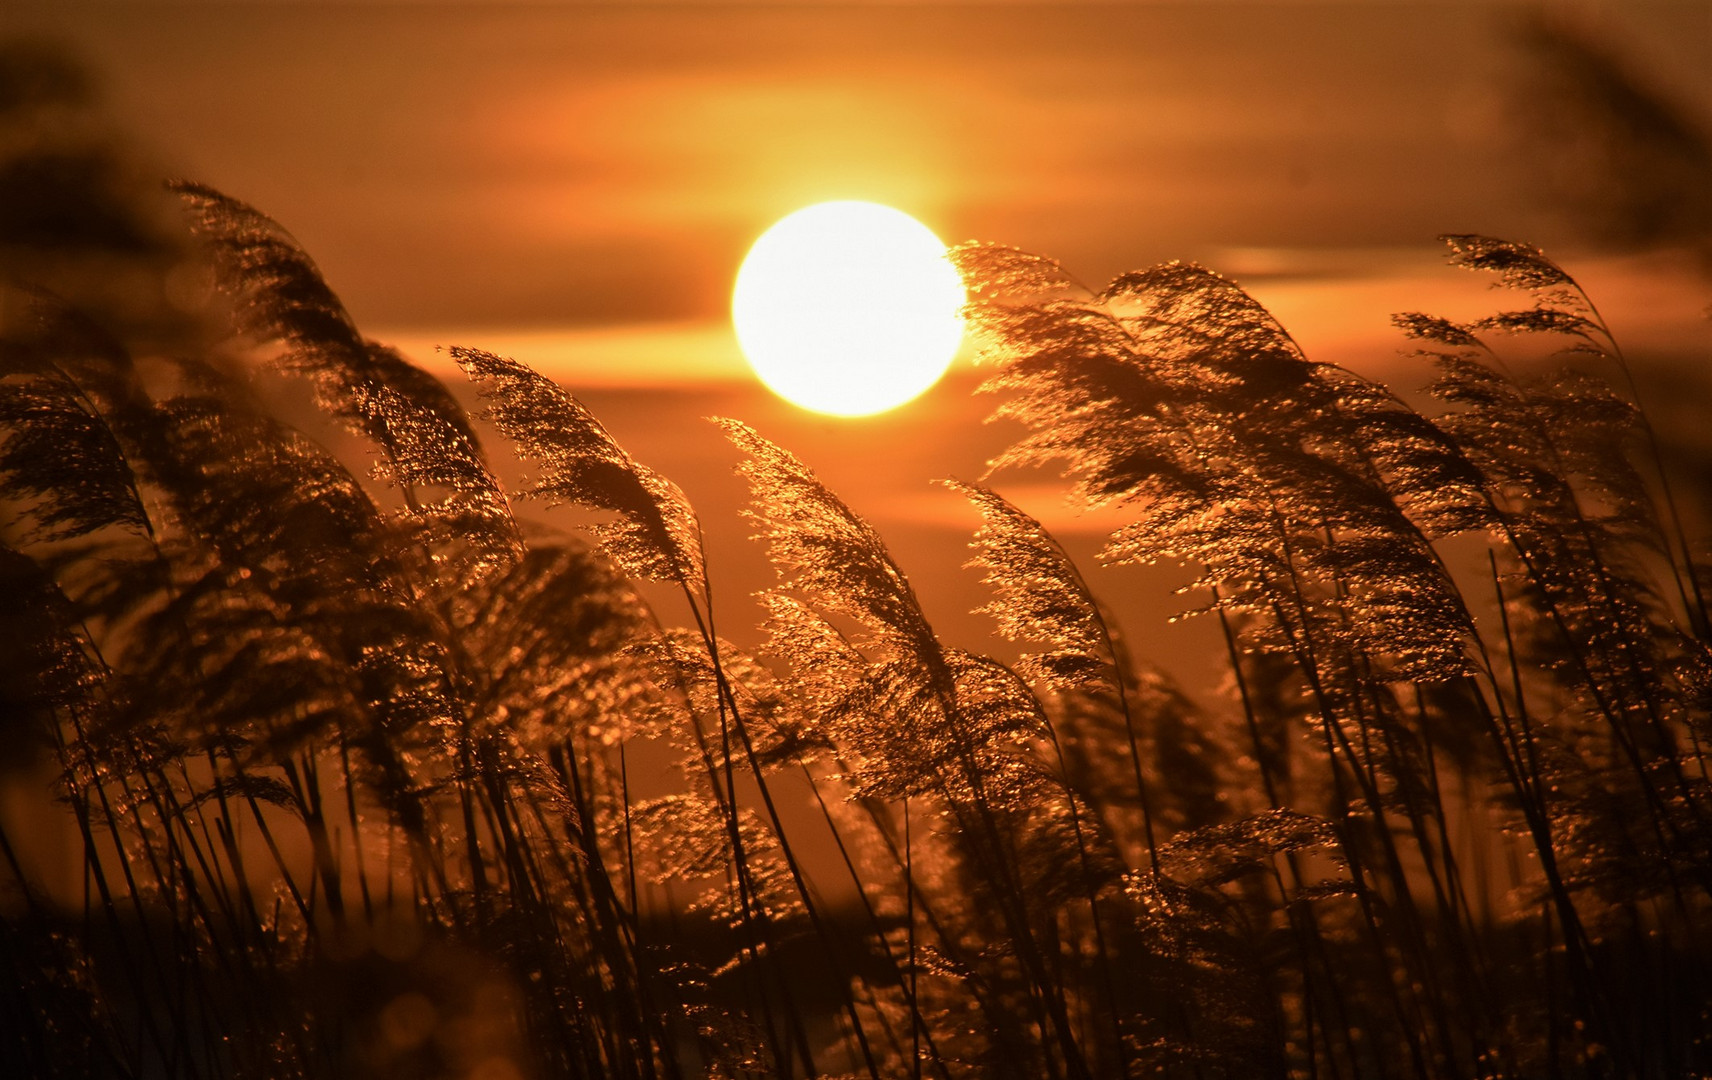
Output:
[[8, 0, 1710, 697], [15, 1, 1710, 331]]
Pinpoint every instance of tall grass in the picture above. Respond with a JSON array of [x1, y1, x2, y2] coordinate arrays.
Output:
[[1, 185, 1706, 1079]]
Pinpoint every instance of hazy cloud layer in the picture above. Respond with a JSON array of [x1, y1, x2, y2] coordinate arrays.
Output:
[[12, 2, 1708, 329]]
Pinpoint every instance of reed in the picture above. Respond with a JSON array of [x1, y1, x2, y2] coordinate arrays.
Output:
[[1, 186, 1705, 1079]]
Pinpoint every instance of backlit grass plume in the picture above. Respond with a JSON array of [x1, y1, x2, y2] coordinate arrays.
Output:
[[451, 345, 704, 594], [1, 184, 1707, 1080], [173, 182, 520, 582]]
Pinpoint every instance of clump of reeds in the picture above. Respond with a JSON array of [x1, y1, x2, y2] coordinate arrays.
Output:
[[0, 185, 1706, 1080]]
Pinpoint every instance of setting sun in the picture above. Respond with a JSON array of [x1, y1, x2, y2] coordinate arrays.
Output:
[[732, 201, 965, 417]]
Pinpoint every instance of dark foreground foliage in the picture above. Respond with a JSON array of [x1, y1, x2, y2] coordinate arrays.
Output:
[[1, 186, 1708, 1080]]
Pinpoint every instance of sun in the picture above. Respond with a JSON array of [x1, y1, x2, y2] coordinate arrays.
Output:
[[732, 201, 965, 417]]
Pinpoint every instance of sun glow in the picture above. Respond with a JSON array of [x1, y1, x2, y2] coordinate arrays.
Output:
[[732, 201, 965, 417]]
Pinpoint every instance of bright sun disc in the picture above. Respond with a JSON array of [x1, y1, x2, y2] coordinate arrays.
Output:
[[732, 201, 965, 417]]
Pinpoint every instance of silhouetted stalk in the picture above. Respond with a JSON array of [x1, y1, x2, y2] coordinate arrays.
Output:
[[1488, 503, 1707, 906], [695, 611, 881, 1079], [1469, 570, 1618, 1065], [1541, 898, 1564, 1080], [1454, 338, 1707, 844], [453, 734, 493, 927], [794, 763, 949, 1078], [899, 673, 1067, 1075], [1038, 712, 1129, 1076], [1252, 554, 1434, 1078], [905, 795, 920, 1080], [1527, 445, 1707, 824], [279, 754, 345, 926], [995, 507, 1160, 870], [605, 736, 683, 1076], [333, 742, 376, 924], [95, 754, 210, 1075], [121, 765, 217, 1077], [838, 764, 1017, 1064], [644, 634, 791, 1077], [539, 745, 681, 1078], [1212, 588, 1357, 1078], [1570, 292, 1709, 638], [619, 741, 640, 919], [926, 708, 1068, 1075], [944, 764, 1089, 1080], [1313, 535, 1480, 1077], [1254, 516, 1439, 1045], [546, 740, 660, 1079], [203, 752, 266, 948], [683, 590, 833, 1080], [134, 767, 228, 952], [54, 720, 178, 1075], [1407, 686, 1507, 1073], [796, 780, 906, 1070]]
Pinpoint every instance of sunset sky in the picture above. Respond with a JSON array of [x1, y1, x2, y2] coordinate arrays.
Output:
[[14, 2, 1707, 325], [8, 0, 1711, 689]]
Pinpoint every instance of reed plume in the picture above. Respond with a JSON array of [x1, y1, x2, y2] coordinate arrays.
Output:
[[1, 184, 1706, 1080]]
